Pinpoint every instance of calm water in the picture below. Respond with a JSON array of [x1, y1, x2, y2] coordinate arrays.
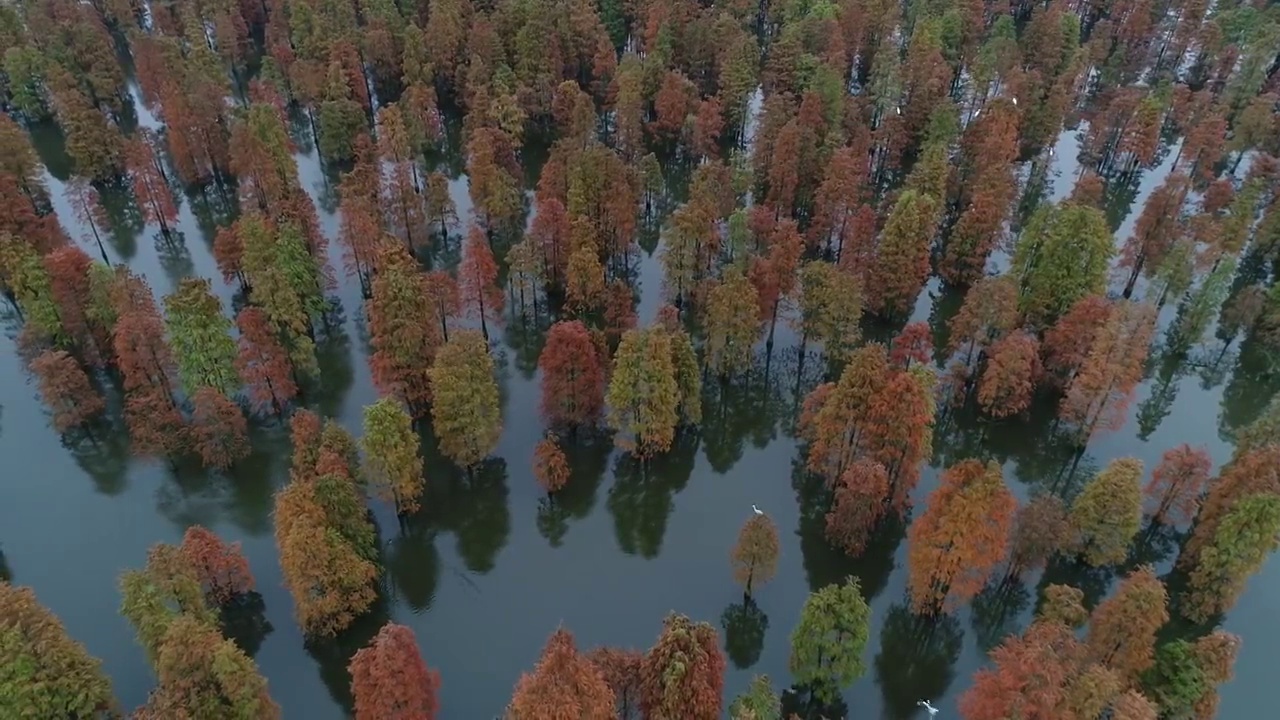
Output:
[[1, 88, 1276, 719]]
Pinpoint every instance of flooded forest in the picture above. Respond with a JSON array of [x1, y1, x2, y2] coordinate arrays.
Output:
[[1, 0, 1280, 717]]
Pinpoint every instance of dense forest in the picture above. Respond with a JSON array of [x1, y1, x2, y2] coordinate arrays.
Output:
[[1, 0, 1279, 715]]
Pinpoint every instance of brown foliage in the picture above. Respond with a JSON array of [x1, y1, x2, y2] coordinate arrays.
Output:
[[29, 349, 105, 432], [460, 226, 504, 339], [125, 388, 188, 459], [533, 439, 570, 493], [1006, 495, 1072, 577], [824, 459, 891, 557], [889, 322, 933, 369], [731, 513, 780, 594], [978, 330, 1042, 418], [180, 525, 254, 606], [1060, 302, 1155, 442], [908, 460, 1016, 612], [1041, 294, 1112, 388], [349, 623, 441, 720], [1143, 444, 1211, 526], [508, 629, 616, 720], [189, 387, 251, 470], [1085, 566, 1168, 684], [538, 320, 606, 429], [639, 614, 725, 720], [235, 307, 299, 416]]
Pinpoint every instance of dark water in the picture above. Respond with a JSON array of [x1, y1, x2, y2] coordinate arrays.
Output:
[[1, 83, 1276, 719]]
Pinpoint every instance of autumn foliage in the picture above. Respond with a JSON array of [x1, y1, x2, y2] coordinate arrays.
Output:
[[730, 513, 780, 594], [179, 525, 254, 606], [538, 320, 606, 430], [533, 438, 570, 493], [508, 629, 615, 720], [639, 614, 725, 720], [907, 460, 1015, 613], [349, 623, 442, 720], [29, 349, 105, 432]]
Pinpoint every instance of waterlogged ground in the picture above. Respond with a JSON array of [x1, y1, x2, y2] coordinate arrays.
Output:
[[0, 83, 1277, 718]]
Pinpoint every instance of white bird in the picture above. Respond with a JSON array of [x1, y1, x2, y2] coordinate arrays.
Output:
[[751, 504, 764, 515], [972, 108, 981, 119], [895, 105, 901, 115], [918, 699, 939, 717], [1011, 96, 1018, 106]]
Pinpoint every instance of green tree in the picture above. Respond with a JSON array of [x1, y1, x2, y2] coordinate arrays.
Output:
[[0, 584, 117, 719], [729, 675, 781, 720], [317, 61, 367, 161], [360, 397, 424, 514], [1070, 458, 1144, 567], [1013, 202, 1114, 327], [1184, 494, 1280, 622], [789, 577, 871, 702], [703, 267, 760, 377], [796, 261, 862, 360], [428, 330, 501, 469], [163, 278, 239, 396], [607, 326, 701, 457]]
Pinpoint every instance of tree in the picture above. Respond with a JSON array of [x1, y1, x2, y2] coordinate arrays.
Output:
[[538, 320, 605, 430], [703, 267, 760, 377], [959, 618, 1083, 720], [533, 439, 570, 494], [125, 387, 189, 460], [1013, 202, 1114, 327], [368, 244, 441, 416], [978, 330, 1042, 418], [64, 178, 110, 263], [0, 584, 117, 719], [1120, 173, 1188, 298], [1006, 495, 1072, 578], [868, 189, 938, 317], [238, 217, 325, 379], [1086, 566, 1168, 683], [796, 261, 862, 361], [349, 623, 441, 720], [586, 647, 642, 719], [180, 525, 253, 606], [428, 330, 501, 469], [789, 578, 871, 702], [1070, 458, 1144, 567], [1041, 295, 1112, 388], [947, 275, 1020, 375], [164, 278, 239, 397], [825, 459, 892, 557], [138, 615, 280, 719], [509, 628, 615, 720], [460, 226, 504, 341], [360, 398, 424, 514], [29, 349, 104, 432], [125, 135, 178, 241], [1183, 494, 1280, 623], [640, 614, 725, 720], [119, 543, 219, 661], [607, 327, 701, 457], [235, 307, 298, 416], [274, 477, 379, 637], [1060, 301, 1155, 443], [317, 61, 367, 161], [467, 127, 524, 234], [189, 387, 251, 470], [729, 675, 781, 720], [731, 513, 780, 595], [908, 460, 1016, 613], [1143, 445, 1211, 526]]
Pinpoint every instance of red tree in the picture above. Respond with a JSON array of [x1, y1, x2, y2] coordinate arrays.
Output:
[[538, 320, 606, 430], [1041, 294, 1113, 389], [460, 226, 503, 340], [533, 438, 570, 493], [29, 349, 105, 432], [189, 387, 251, 470], [367, 243, 441, 416], [586, 647, 642, 719], [235, 307, 299, 416], [180, 525, 254, 606], [825, 459, 892, 557], [889, 321, 933, 368], [125, 134, 179, 240], [908, 460, 1016, 613], [1143, 444, 1212, 526], [213, 225, 245, 287], [640, 614, 724, 720], [1061, 301, 1156, 443], [348, 623, 441, 720], [508, 629, 615, 720], [1006, 495, 1073, 578], [125, 387, 188, 459], [1085, 566, 1168, 684], [978, 330, 1043, 418]]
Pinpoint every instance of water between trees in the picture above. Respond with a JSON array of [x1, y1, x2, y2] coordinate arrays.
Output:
[[0, 86, 1276, 718]]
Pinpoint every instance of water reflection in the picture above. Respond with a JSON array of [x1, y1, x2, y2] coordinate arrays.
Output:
[[386, 524, 442, 614], [536, 435, 611, 548], [607, 434, 698, 558], [721, 596, 769, 670], [220, 590, 274, 658], [970, 579, 1033, 652], [305, 593, 391, 714], [874, 602, 963, 719]]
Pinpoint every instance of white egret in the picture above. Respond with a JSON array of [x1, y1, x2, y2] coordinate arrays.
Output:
[[751, 504, 764, 515], [918, 699, 939, 717]]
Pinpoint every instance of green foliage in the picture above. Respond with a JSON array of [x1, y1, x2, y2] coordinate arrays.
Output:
[[163, 278, 239, 396], [607, 326, 700, 456], [119, 545, 219, 663], [730, 675, 781, 720], [703, 268, 760, 377], [313, 473, 379, 562], [0, 584, 117, 719], [1186, 494, 1280, 621], [1069, 458, 1144, 567], [428, 330, 502, 468], [797, 261, 862, 360], [789, 577, 871, 702], [240, 217, 324, 378], [0, 237, 61, 341], [360, 398, 424, 514], [1142, 640, 1207, 717], [1014, 202, 1114, 326]]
